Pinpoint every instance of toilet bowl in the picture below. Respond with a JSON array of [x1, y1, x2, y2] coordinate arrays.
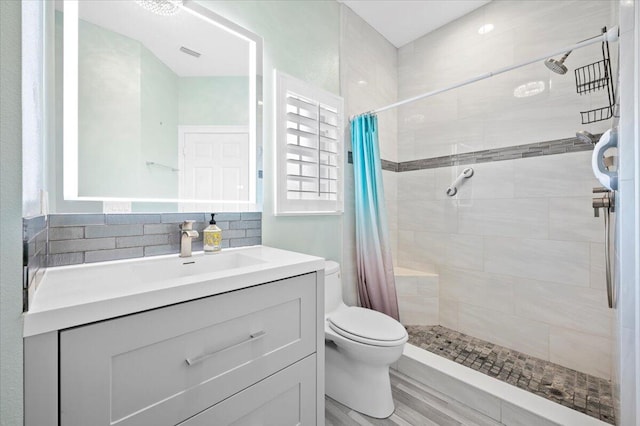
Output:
[[324, 261, 408, 419]]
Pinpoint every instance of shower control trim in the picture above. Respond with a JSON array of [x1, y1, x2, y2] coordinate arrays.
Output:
[[593, 186, 615, 309]]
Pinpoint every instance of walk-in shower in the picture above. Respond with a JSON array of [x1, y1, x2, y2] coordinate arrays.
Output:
[[350, 1, 621, 424]]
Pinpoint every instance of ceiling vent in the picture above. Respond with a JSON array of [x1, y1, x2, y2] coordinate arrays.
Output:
[[179, 46, 201, 58]]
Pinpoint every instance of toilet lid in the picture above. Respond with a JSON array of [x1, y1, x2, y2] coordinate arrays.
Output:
[[325, 260, 340, 275], [327, 307, 407, 346]]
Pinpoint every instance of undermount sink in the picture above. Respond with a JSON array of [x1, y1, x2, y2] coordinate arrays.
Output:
[[133, 251, 267, 282]]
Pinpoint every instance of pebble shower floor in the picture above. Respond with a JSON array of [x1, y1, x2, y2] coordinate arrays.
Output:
[[406, 325, 615, 424]]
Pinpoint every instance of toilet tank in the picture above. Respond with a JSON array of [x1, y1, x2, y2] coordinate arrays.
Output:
[[324, 261, 343, 314]]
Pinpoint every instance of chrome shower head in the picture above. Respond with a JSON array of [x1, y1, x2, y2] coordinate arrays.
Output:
[[576, 130, 596, 144], [545, 51, 572, 75]]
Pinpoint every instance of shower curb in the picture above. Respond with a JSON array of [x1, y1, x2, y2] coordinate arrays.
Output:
[[392, 344, 609, 426]]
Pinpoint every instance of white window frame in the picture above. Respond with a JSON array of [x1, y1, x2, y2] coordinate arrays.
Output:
[[274, 71, 344, 216]]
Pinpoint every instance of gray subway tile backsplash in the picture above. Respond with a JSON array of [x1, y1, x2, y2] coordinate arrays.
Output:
[[85, 247, 144, 263], [213, 213, 241, 221], [143, 223, 180, 235], [240, 212, 261, 220], [229, 220, 261, 230], [49, 214, 106, 227], [85, 224, 144, 238], [48, 226, 85, 241], [116, 234, 170, 249], [105, 213, 161, 225], [23, 216, 48, 312], [246, 228, 261, 238], [29, 212, 262, 268], [49, 237, 116, 254], [23, 215, 46, 241], [144, 244, 182, 257], [223, 229, 248, 239], [48, 252, 84, 267], [160, 213, 207, 223]]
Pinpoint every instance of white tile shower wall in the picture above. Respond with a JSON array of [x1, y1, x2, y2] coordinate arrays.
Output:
[[340, 5, 398, 306], [395, 266, 439, 326], [398, 153, 614, 379], [397, 0, 617, 162], [396, 0, 618, 379]]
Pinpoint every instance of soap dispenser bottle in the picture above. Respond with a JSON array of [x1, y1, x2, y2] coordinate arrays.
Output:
[[203, 213, 222, 254]]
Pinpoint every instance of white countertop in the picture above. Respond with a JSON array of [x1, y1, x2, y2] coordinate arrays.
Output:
[[24, 245, 325, 337]]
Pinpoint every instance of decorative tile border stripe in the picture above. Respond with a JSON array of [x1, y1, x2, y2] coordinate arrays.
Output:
[[397, 136, 598, 172], [348, 135, 599, 173], [346, 151, 399, 172]]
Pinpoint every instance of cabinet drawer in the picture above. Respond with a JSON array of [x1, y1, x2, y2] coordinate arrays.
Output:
[[179, 354, 316, 426], [60, 273, 317, 426]]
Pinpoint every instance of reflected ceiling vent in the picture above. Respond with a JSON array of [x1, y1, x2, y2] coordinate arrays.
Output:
[[180, 46, 201, 58], [135, 0, 183, 16]]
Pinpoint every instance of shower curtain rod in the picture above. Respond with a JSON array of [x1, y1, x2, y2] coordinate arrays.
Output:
[[351, 26, 619, 120]]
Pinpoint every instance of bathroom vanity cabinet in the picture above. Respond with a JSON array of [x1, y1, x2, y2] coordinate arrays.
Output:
[[24, 247, 325, 426]]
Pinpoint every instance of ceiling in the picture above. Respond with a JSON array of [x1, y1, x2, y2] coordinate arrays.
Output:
[[340, 0, 491, 48], [72, 0, 249, 77]]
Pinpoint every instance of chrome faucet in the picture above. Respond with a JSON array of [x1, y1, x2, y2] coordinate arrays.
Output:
[[179, 220, 199, 258]]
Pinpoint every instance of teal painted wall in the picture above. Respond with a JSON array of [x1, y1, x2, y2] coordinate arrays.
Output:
[[140, 46, 179, 199], [0, 1, 24, 423], [199, 0, 343, 263], [178, 76, 249, 126], [77, 18, 142, 198]]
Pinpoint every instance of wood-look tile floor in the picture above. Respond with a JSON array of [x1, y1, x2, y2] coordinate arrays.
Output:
[[325, 369, 503, 426]]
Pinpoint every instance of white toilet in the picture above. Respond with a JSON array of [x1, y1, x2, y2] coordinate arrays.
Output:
[[324, 261, 408, 419]]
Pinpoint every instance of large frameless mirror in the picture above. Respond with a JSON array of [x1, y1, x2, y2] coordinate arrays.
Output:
[[59, 0, 262, 211]]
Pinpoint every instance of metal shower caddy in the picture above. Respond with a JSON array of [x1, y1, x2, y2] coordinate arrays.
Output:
[[574, 26, 616, 124]]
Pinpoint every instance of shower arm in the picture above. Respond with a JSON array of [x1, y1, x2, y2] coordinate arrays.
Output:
[[350, 26, 619, 120]]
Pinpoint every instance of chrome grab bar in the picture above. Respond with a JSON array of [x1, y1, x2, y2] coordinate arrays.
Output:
[[185, 330, 267, 366]]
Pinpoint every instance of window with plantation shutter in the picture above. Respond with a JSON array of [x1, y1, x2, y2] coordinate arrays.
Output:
[[275, 71, 344, 215]]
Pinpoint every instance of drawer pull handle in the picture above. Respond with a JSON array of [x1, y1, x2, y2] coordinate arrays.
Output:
[[185, 330, 267, 366]]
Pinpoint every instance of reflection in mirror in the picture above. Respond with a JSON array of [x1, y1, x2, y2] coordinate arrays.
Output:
[[60, 0, 261, 211]]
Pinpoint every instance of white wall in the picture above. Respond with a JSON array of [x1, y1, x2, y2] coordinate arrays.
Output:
[[340, 4, 398, 306], [615, 0, 640, 423], [396, 0, 618, 379], [0, 1, 24, 423]]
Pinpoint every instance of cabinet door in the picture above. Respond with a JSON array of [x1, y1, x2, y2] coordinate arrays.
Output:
[[60, 274, 316, 426], [179, 355, 316, 426]]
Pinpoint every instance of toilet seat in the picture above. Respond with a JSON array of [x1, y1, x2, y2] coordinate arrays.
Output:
[[327, 307, 407, 347]]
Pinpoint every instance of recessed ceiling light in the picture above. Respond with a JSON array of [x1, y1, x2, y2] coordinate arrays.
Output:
[[357, 80, 368, 86], [478, 23, 494, 35], [513, 81, 545, 98]]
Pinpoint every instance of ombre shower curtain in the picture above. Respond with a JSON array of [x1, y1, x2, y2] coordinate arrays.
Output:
[[351, 114, 400, 321]]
